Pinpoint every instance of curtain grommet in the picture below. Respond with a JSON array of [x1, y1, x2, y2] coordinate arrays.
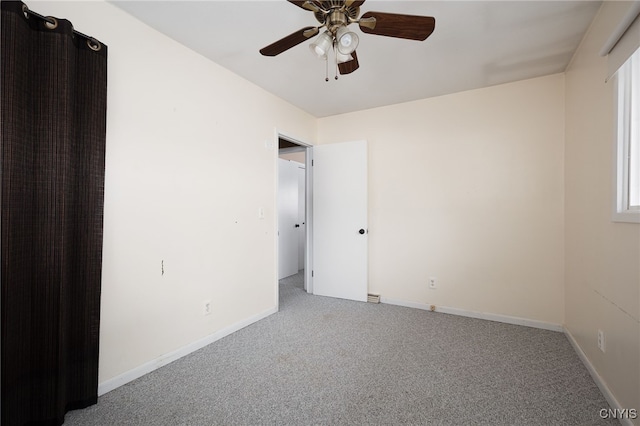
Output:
[[44, 17, 58, 30], [87, 38, 102, 52], [22, 4, 29, 19]]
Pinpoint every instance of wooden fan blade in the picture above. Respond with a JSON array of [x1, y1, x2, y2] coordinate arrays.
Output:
[[359, 11, 435, 41], [338, 51, 359, 75], [287, 0, 322, 13], [287, 0, 306, 8], [259, 27, 319, 56], [345, 0, 366, 8]]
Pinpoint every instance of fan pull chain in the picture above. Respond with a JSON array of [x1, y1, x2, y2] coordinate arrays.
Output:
[[335, 48, 339, 80], [325, 56, 329, 82]]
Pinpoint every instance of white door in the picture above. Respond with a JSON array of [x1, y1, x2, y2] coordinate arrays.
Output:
[[312, 140, 368, 302], [278, 159, 299, 279], [297, 165, 306, 271]]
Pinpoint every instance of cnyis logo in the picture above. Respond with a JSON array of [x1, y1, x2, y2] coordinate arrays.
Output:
[[599, 408, 638, 419]]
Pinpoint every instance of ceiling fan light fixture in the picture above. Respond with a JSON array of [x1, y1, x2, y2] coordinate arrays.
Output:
[[260, 1, 437, 80], [309, 31, 333, 59], [336, 25, 359, 55]]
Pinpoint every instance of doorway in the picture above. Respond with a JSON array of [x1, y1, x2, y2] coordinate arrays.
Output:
[[277, 134, 313, 296], [276, 135, 368, 304]]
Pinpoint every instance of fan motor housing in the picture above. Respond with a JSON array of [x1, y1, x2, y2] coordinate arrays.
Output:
[[314, 1, 360, 26], [327, 10, 348, 33]]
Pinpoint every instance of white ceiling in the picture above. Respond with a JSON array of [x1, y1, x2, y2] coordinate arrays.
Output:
[[111, 1, 602, 118]]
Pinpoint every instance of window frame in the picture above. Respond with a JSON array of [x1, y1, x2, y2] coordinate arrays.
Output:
[[612, 47, 640, 223]]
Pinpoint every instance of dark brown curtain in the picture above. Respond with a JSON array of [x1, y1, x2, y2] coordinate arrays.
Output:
[[1, 2, 107, 425]]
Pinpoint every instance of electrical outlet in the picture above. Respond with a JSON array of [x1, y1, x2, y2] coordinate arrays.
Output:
[[597, 329, 605, 352], [428, 277, 437, 289], [203, 300, 212, 316]]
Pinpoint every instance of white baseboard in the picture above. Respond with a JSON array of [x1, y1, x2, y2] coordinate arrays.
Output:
[[379, 297, 564, 332], [564, 328, 634, 426], [98, 306, 278, 396]]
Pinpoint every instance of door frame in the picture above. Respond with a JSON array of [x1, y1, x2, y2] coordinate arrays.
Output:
[[275, 130, 314, 307]]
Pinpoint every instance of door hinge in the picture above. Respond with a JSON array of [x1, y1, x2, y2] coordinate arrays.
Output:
[[312, 159, 314, 166], [312, 270, 314, 277]]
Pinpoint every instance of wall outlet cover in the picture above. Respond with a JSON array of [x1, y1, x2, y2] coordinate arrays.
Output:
[[428, 277, 437, 289], [597, 329, 605, 352]]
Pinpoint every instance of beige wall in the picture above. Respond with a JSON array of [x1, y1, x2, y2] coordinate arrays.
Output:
[[564, 1, 640, 416], [30, 1, 316, 383], [318, 74, 566, 325]]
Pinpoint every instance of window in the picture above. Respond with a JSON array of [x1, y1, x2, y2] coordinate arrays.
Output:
[[613, 47, 640, 223]]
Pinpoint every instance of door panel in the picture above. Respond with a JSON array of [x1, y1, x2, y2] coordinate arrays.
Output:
[[278, 159, 299, 279], [312, 140, 368, 302], [298, 165, 306, 271]]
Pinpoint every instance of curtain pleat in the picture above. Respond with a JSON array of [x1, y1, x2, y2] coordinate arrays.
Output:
[[1, 2, 107, 425]]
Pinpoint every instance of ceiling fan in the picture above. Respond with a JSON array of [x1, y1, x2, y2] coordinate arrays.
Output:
[[259, 0, 436, 80]]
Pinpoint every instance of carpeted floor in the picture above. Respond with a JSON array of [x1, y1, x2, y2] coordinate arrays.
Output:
[[65, 271, 616, 425]]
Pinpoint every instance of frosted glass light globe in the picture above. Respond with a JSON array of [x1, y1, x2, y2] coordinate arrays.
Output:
[[336, 26, 359, 55]]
